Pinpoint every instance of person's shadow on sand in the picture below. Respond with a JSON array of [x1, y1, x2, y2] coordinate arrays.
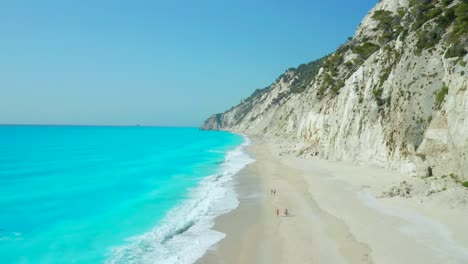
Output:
[[282, 214, 295, 217]]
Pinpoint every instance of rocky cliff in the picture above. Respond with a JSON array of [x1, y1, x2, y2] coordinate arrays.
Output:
[[202, 0, 468, 180]]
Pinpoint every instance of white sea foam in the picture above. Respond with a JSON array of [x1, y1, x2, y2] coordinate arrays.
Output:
[[106, 136, 254, 264]]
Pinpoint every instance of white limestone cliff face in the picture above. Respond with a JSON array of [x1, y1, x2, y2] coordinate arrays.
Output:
[[202, 0, 468, 180]]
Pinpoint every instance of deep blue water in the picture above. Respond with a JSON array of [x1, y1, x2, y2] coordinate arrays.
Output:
[[0, 126, 249, 263]]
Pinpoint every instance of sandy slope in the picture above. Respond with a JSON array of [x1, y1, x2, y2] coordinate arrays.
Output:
[[198, 137, 468, 264]]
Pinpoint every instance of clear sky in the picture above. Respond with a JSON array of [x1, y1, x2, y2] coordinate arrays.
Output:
[[0, 0, 377, 126]]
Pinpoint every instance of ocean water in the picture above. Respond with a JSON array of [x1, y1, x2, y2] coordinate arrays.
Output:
[[0, 125, 253, 264]]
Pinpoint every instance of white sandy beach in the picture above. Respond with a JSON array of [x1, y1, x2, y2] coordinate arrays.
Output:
[[198, 137, 468, 264]]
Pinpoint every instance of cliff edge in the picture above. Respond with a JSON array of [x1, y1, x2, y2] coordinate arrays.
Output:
[[202, 0, 468, 182]]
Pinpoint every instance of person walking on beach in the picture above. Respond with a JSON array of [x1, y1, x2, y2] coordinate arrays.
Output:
[[270, 188, 276, 196], [276, 209, 279, 216], [284, 208, 289, 217]]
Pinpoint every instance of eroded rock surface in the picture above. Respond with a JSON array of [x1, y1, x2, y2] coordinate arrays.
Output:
[[202, 0, 468, 182]]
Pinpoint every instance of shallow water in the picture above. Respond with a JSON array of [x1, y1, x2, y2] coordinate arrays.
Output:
[[0, 125, 251, 263]]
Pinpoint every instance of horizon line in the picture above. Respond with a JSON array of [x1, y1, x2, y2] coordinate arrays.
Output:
[[0, 123, 199, 128]]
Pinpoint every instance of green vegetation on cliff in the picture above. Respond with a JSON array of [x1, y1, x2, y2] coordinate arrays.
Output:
[[353, 42, 380, 60], [453, 0, 468, 37], [372, 10, 403, 44], [289, 56, 328, 93], [406, 0, 468, 56], [435, 83, 449, 109], [243, 0, 467, 108]]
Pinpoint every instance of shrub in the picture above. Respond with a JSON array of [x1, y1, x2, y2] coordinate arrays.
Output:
[[434, 18, 452, 36], [336, 44, 351, 54], [353, 58, 364, 66], [445, 43, 467, 58], [373, 88, 383, 97], [463, 181, 468, 188], [452, 1, 468, 37], [427, 7, 443, 19], [379, 66, 392, 87], [317, 85, 326, 98], [416, 30, 442, 54], [410, 1, 437, 30], [323, 73, 334, 86], [373, 88, 384, 106], [331, 81, 345, 95], [290, 56, 328, 93], [413, 3, 459, 55], [436, 7, 456, 29], [409, 0, 431, 8], [353, 42, 380, 60], [435, 84, 449, 109], [397, 7, 406, 18], [323, 53, 343, 77], [253, 87, 267, 96], [344, 61, 354, 69], [442, 0, 454, 7], [372, 10, 404, 44], [400, 29, 409, 40], [373, 10, 394, 29]]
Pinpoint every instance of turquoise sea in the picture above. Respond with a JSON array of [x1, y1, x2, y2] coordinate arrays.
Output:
[[0, 125, 252, 263]]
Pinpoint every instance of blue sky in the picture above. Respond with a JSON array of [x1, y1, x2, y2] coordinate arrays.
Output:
[[0, 0, 376, 126]]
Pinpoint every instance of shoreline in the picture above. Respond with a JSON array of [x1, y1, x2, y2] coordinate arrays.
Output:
[[197, 136, 468, 264], [197, 138, 264, 263], [106, 132, 253, 264]]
